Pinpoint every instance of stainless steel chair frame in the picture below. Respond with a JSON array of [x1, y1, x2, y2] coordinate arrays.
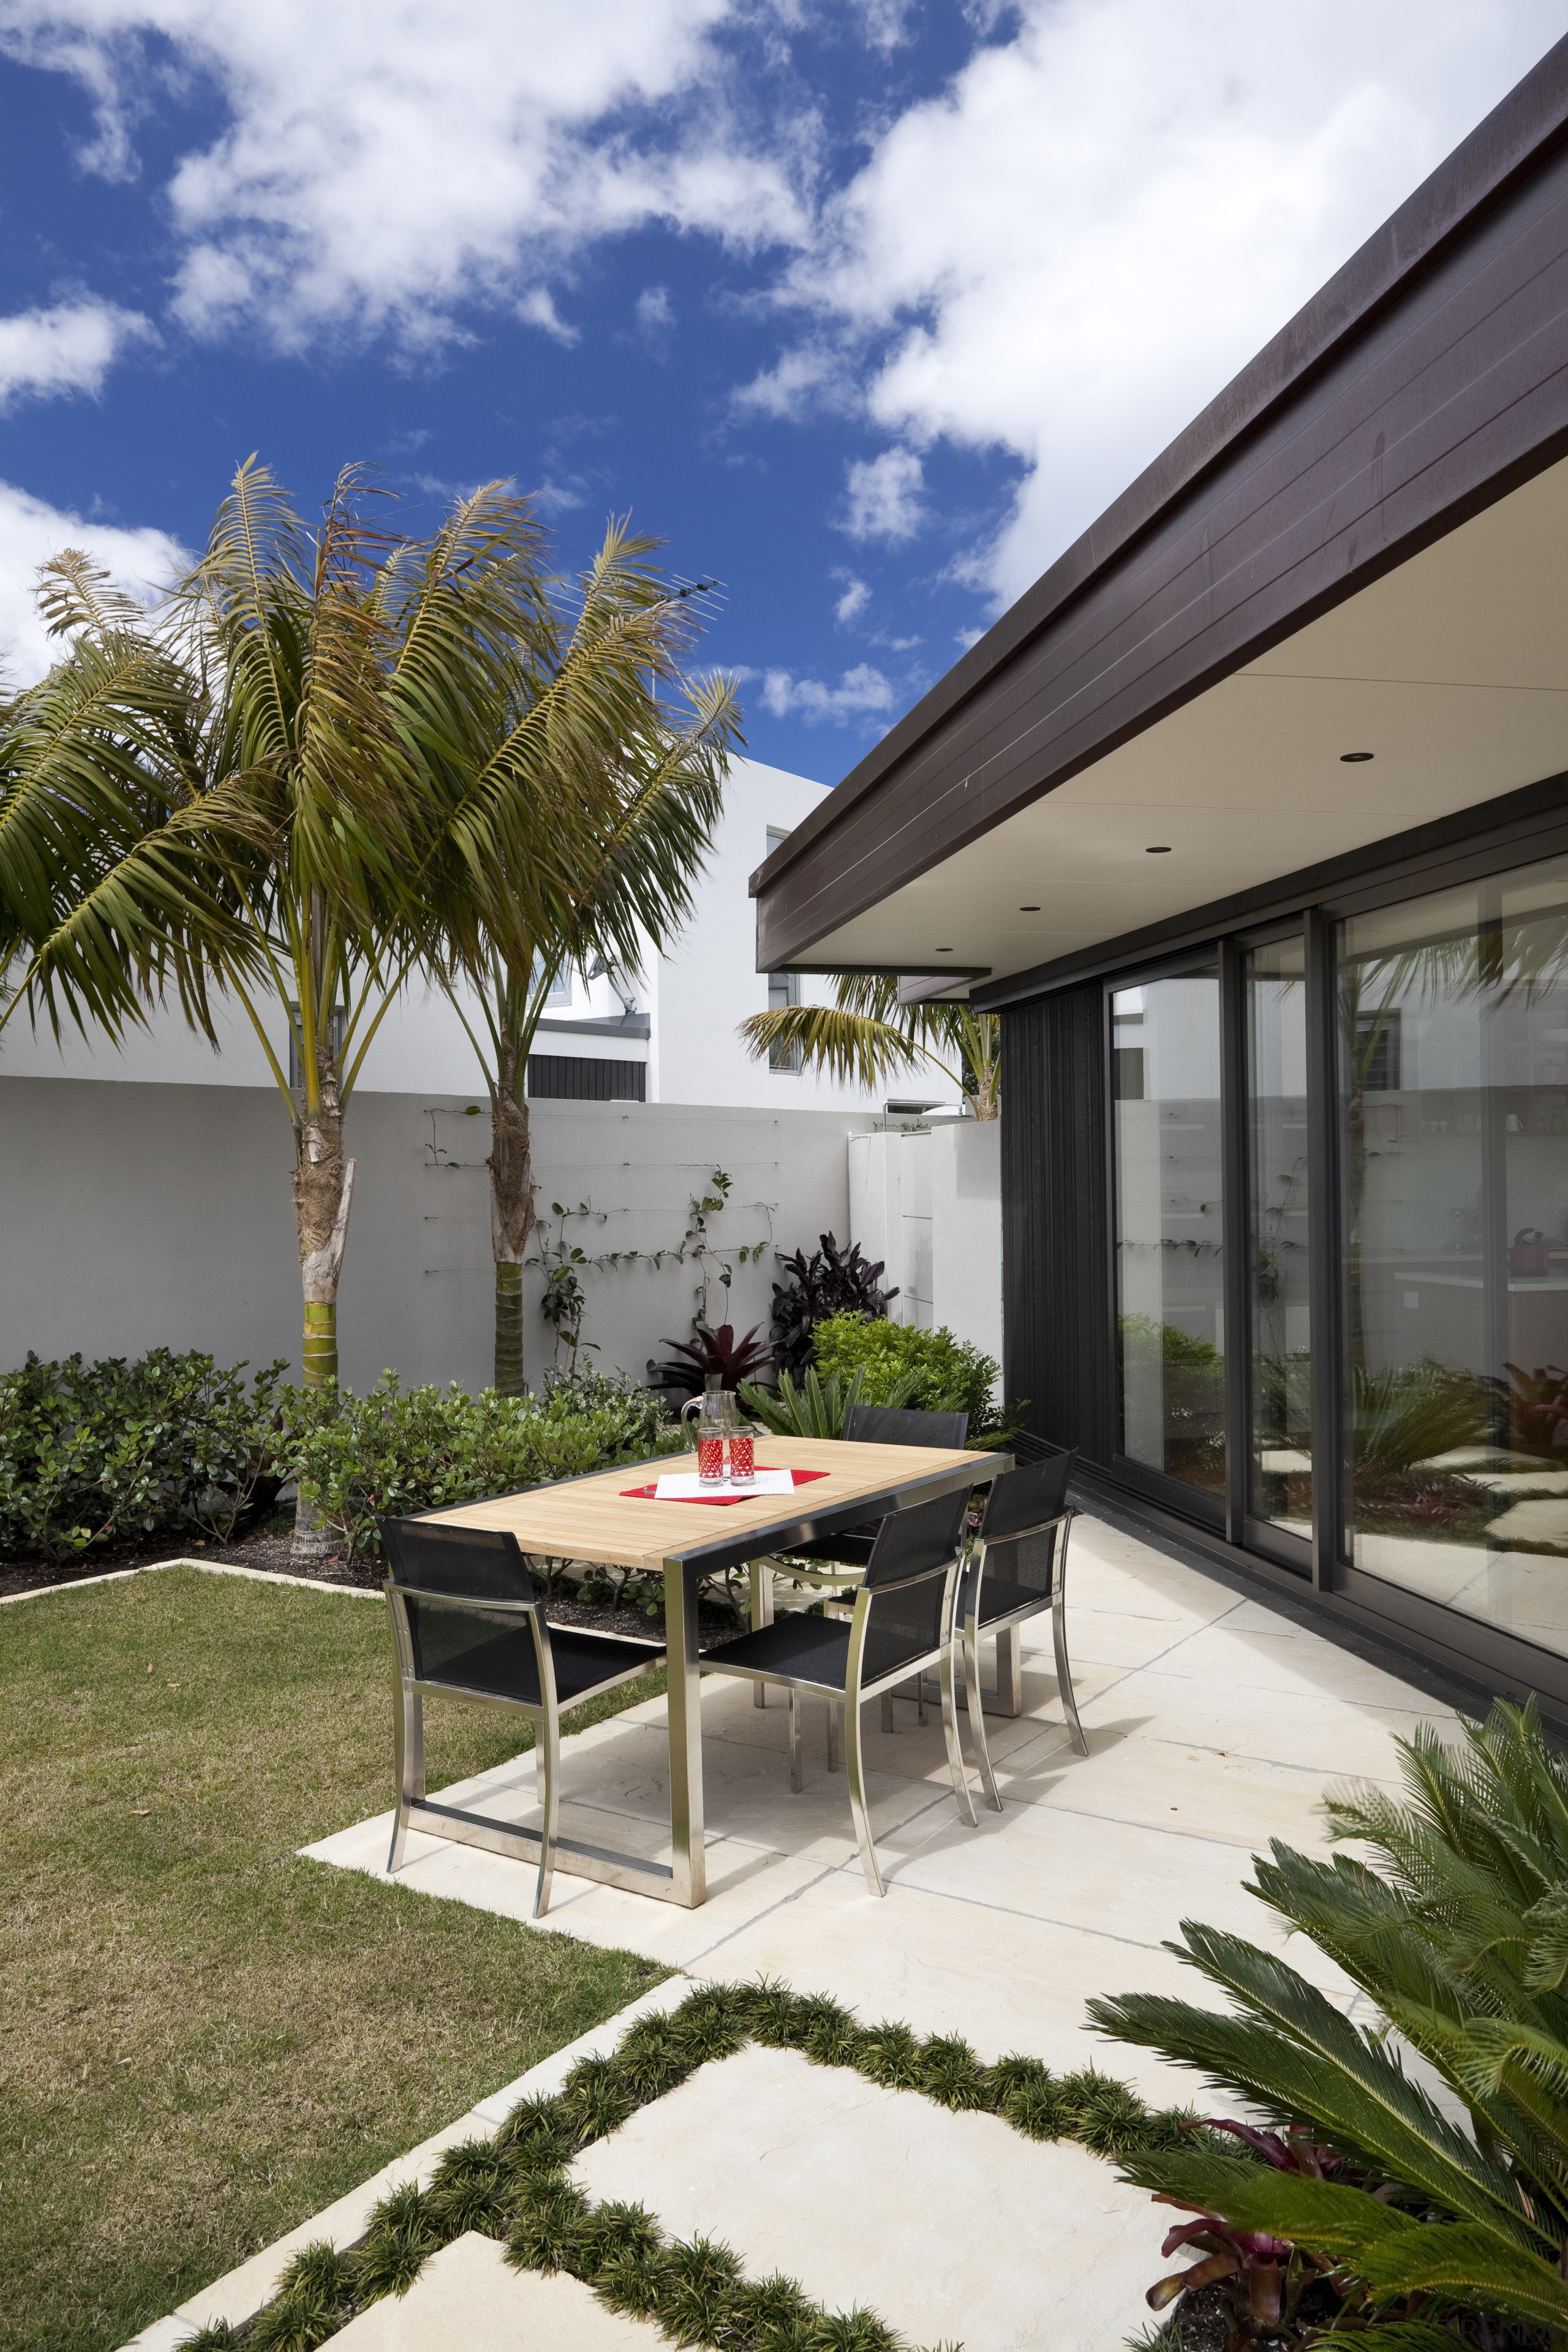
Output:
[[750, 1559, 929, 1741], [705, 1551, 974, 1897], [384, 1579, 661, 1920], [956, 1506, 1087, 1814]]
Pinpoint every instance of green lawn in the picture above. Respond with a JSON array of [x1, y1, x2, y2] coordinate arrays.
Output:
[[1, 1567, 670, 2352]]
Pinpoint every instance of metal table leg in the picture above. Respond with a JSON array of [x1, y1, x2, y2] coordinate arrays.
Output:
[[995, 1623, 1023, 1716], [664, 1555, 707, 1907], [749, 1558, 774, 1706]]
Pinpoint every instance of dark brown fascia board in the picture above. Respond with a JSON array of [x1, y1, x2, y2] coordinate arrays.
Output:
[[971, 768, 1568, 1011], [747, 32, 1568, 912], [777, 962, 991, 979]]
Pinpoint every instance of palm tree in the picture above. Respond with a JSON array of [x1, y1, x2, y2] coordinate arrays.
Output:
[[1, 463, 695, 1552], [426, 527, 739, 1390], [739, 973, 1000, 1118]]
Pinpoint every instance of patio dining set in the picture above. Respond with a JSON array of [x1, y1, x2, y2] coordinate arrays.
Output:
[[377, 1406, 1086, 1915]]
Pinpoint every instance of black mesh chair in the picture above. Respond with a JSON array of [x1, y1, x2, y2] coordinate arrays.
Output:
[[705, 1485, 977, 1896], [380, 1517, 665, 1918], [955, 1447, 1087, 1813], [752, 1404, 972, 1736]]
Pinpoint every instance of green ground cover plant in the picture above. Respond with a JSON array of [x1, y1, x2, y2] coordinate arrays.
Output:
[[2, 1567, 668, 2352], [186, 1979, 1208, 2351]]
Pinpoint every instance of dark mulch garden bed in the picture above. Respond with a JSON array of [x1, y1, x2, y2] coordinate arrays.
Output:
[[0, 1518, 744, 1646]]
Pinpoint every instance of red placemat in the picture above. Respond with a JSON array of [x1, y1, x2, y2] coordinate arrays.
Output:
[[620, 1466, 831, 1508]]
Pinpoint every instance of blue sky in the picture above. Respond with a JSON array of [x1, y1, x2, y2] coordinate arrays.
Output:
[[0, 1, 1562, 787]]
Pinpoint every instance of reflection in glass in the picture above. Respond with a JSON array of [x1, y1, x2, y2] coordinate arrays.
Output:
[[1113, 966, 1226, 1499], [1340, 853, 1568, 1655], [1247, 938, 1311, 1542]]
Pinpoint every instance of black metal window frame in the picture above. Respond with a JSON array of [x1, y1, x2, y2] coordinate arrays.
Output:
[[1085, 794, 1568, 1719]]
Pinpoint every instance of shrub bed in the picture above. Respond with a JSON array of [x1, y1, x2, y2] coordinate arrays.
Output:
[[809, 1313, 1020, 1446], [0, 1356, 683, 1567]]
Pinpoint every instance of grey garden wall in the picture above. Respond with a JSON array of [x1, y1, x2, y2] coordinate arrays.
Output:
[[0, 1077, 876, 1393]]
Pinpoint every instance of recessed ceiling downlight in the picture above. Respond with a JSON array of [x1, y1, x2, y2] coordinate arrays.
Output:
[[1019, 904, 1041, 911], [1340, 751, 1374, 763], [1145, 845, 1172, 854]]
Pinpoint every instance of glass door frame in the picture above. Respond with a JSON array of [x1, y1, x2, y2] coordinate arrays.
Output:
[[1104, 921, 1340, 1579], [1102, 946, 1228, 1532]]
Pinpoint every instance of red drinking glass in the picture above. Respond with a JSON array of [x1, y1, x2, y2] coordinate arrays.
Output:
[[728, 1430, 755, 1482], [697, 1433, 726, 1482]]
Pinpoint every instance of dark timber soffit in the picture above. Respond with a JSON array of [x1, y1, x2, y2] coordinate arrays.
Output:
[[750, 34, 1568, 972]]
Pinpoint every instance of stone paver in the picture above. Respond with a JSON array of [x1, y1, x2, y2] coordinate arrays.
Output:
[[574, 2043, 1154, 2352], [331, 2233, 656, 2348]]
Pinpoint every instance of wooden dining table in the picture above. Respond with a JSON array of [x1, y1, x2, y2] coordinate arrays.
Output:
[[424, 1432, 1008, 1908]]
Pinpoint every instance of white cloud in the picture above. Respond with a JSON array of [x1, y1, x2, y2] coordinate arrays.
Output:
[[834, 573, 871, 624], [756, 661, 894, 724], [758, 0, 1566, 604], [0, 480, 185, 685], [0, 299, 153, 412], [840, 447, 924, 542], [0, 2, 815, 353], [636, 285, 675, 336]]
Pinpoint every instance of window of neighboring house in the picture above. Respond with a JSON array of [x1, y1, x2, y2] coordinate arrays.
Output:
[[533, 958, 571, 1007], [764, 827, 803, 1072], [767, 968, 802, 1072], [287, 1003, 347, 1093]]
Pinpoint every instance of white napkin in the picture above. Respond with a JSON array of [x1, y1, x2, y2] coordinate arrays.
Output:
[[654, 1468, 798, 1500]]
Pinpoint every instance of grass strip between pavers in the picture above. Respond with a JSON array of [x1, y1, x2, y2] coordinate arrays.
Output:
[[184, 1977, 1210, 2352]]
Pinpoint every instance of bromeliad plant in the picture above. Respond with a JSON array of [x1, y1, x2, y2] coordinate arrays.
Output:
[[1092, 1697, 1568, 2350], [647, 1321, 774, 1401]]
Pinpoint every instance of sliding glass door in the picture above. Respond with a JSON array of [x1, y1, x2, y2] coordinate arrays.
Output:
[[1112, 964, 1226, 1513], [1338, 852, 1568, 1657]]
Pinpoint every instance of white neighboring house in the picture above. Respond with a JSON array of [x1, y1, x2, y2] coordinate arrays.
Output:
[[0, 757, 894, 1115]]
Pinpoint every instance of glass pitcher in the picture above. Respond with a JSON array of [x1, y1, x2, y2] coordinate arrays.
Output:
[[682, 1375, 737, 1483]]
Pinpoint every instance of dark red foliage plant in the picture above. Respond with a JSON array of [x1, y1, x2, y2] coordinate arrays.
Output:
[[646, 1322, 774, 1401], [1146, 2122, 1357, 2351]]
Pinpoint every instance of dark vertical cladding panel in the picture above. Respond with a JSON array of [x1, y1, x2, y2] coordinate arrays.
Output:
[[1001, 988, 1114, 1464], [526, 1055, 646, 1102]]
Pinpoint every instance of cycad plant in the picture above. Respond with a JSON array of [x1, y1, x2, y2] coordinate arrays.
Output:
[[737, 1362, 920, 1439], [739, 973, 1001, 1120], [1091, 1697, 1568, 2348]]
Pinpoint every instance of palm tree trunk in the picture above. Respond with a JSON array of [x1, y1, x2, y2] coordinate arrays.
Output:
[[488, 1033, 534, 1396], [292, 1069, 355, 1558]]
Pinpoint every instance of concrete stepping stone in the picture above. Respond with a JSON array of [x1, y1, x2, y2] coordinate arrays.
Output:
[[331, 2233, 655, 2347], [1487, 1496, 1568, 1544], [573, 2041, 1157, 2351]]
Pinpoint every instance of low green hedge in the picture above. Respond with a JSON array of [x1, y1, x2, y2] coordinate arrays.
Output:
[[0, 1354, 683, 1566], [287, 1370, 685, 1562], [809, 1314, 1020, 1446]]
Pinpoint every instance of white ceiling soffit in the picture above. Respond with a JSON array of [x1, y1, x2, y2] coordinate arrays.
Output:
[[797, 455, 1568, 990]]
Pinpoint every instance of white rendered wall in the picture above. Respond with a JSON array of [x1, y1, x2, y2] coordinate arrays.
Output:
[[0, 1077, 876, 1392], [850, 1122, 1002, 1361], [929, 1120, 1003, 1368]]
